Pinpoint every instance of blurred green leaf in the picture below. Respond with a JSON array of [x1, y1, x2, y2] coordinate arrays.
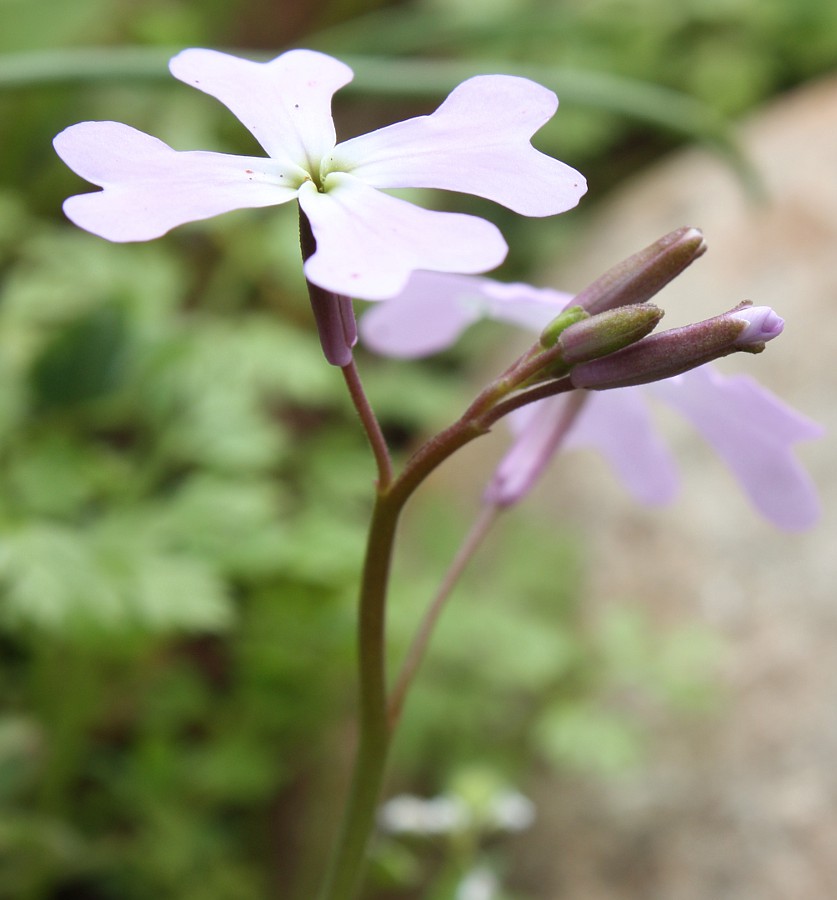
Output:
[[30, 304, 129, 409], [0, 716, 42, 801], [534, 702, 644, 774], [0, 523, 232, 634], [153, 475, 289, 579], [6, 434, 127, 518], [0, 0, 115, 53], [1, 232, 185, 327]]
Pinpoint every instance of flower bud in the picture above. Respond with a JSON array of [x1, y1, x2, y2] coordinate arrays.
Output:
[[559, 303, 664, 364], [299, 209, 357, 367], [730, 305, 784, 348], [538, 305, 589, 348], [570, 302, 783, 390], [522, 304, 663, 387], [573, 227, 707, 316]]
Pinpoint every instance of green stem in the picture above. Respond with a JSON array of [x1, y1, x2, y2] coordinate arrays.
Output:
[[317, 408, 499, 900], [484, 374, 575, 424], [316, 488, 399, 900], [319, 334, 580, 898]]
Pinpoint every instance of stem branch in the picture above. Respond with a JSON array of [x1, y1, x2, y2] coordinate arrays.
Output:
[[388, 504, 501, 727]]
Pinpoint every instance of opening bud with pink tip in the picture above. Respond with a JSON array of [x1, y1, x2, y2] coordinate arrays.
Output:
[[731, 305, 784, 349], [570, 301, 784, 391]]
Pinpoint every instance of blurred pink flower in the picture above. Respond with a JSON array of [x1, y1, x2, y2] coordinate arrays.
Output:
[[53, 49, 586, 301], [361, 271, 822, 530]]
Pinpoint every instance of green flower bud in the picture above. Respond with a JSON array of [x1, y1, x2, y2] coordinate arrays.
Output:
[[559, 303, 664, 364], [538, 305, 589, 348]]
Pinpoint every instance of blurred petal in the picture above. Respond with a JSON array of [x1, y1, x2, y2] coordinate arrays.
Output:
[[477, 280, 574, 331], [488, 386, 679, 507], [360, 271, 571, 357], [55, 122, 299, 241], [330, 75, 586, 216], [169, 48, 352, 166], [360, 272, 487, 357], [651, 367, 823, 530], [298, 174, 508, 300], [564, 388, 680, 505], [486, 395, 586, 505]]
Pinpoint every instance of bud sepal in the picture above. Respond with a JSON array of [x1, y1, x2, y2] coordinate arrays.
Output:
[[538, 305, 589, 348]]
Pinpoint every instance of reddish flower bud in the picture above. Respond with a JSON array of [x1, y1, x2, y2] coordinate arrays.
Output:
[[571, 302, 783, 390]]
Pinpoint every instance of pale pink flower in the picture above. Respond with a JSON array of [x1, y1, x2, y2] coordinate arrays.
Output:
[[361, 271, 822, 530], [53, 49, 586, 301]]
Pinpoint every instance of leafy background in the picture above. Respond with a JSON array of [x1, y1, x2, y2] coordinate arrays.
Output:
[[1, 0, 835, 897]]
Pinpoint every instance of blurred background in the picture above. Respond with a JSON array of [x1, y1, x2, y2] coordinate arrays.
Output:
[[0, 1, 835, 898]]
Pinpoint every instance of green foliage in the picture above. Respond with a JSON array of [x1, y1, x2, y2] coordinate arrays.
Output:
[[388, 508, 719, 783], [0, 193, 375, 894], [0, 198, 721, 895], [0, 1, 810, 895], [0, 170, 524, 897], [316, 0, 837, 208]]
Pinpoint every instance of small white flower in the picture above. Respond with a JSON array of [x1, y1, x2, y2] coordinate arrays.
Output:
[[456, 867, 499, 900], [378, 793, 469, 835]]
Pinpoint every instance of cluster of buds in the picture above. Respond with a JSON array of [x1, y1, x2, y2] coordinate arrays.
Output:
[[568, 301, 782, 390], [510, 227, 783, 395]]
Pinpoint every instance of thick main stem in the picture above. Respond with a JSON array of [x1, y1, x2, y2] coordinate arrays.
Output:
[[317, 417, 494, 900], [316, 491, 399, 900]]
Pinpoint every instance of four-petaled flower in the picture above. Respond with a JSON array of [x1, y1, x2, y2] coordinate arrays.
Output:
[[360, 271, 823, 531], [53, 48, 586, 301]]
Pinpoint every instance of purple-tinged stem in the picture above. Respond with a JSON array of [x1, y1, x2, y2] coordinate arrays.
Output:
[[388, 504, 500, 728], [341, 360, 393, 490]]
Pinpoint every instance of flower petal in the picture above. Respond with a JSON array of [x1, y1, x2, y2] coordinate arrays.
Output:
[[298, 174, 507, 300], [486, 386, 678, 508], [486, 395, 587, 505], [476, 280, 574, 331], [169, 48, 352, 168], [564, 388, 681, 505], [730, 304, 784, 345], [360, 272, 486, 357], [360, 271, 572, 357], [54, 122, 299, 241], [329, 75, 586, 216], [650, 366, 823, 530]]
